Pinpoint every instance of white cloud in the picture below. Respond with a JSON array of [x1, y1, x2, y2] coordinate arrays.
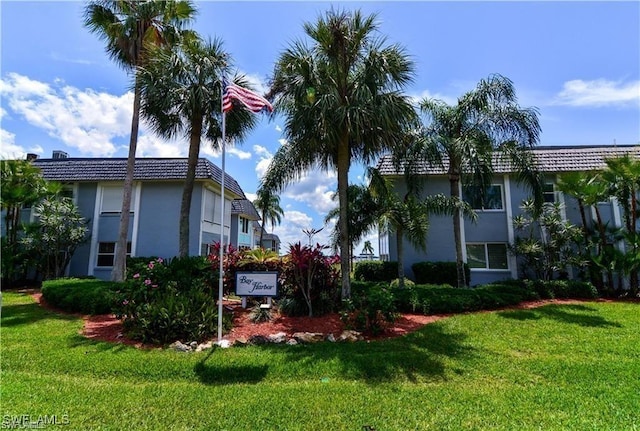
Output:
[[253, 144, 273, 180], [242, 73, 269, 96], [275, 125, 282, 132], [553, 79, 640, 107], [282, 168, 337, 215], [273, 209, 333, 250], [136, 134, 186, 158], [0, 127, 44, 159], [1, 73, 132, 156], [227, 146, 252, 160], [410, 88, 457, 106]]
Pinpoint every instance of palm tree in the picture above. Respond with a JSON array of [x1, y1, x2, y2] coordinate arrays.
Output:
[[138, 36, 259, 257], [361, 241, 374, 257], [419, 74, 542, 287], [253, 187, 284, 248], [84, 0, 196, 280], [602, 154, 640, 292], [263, 9, 418, 298], [324, 183, 379, 264], [368, 167, 475, 288]]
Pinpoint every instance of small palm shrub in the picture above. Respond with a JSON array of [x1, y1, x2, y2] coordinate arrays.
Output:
[[342, 281, 397, 335]]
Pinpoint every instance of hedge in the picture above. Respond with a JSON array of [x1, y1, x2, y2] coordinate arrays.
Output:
[[353, 261, 398, 282], [411, 261, 470, 286], [41, 278, 121, 315]]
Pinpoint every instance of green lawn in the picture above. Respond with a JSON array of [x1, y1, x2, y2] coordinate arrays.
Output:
[[1, 292, 639, 430]]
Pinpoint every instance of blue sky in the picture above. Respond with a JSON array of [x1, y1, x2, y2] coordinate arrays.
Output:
[[1, 1, 639, 255]]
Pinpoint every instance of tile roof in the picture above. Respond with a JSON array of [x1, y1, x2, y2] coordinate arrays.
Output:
[[376, 145, 640, 176], [32, 158, 246, 198], [231, 199, 260, 220]]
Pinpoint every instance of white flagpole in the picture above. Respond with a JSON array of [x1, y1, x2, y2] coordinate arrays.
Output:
[[217, 80, 226, 343]]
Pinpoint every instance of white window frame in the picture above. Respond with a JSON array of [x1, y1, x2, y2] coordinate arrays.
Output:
[[465, 242, 510, 271], [240, 217, 250, 234], [96, 241, 131, 267], [100, 185, 136, 214]]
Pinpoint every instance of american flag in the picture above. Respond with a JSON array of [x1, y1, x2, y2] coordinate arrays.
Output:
[[222, 78, 273, 113]]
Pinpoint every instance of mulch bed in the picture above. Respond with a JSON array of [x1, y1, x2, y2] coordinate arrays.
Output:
[[26, 290, 590, 348]]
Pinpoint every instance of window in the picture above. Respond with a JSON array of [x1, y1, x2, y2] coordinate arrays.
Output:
[[463, 185, 503, 210], [543, 183, 556, 203], [97, 242, 131, 267], [101, 185, 135, 214], [241, 218, 250, 234], [203, 189, 216, 222], [466, 243, 509, 270]]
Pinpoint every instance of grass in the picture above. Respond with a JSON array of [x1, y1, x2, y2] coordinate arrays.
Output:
[[1, 292, 639, 430]]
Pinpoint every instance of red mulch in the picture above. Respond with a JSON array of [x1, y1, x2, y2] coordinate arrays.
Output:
[[27, 291, 592, 348]]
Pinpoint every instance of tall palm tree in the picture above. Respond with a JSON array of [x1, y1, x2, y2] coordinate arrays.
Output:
[[419, 74, 543, 287], [602, 154, 640, 292], [138, 36, 258, 257], [361, 240, 374, 257], [368, 167, 474, 288], [263, 9, 418, 298], [84, 0, 196, 280], [253, 187, 284, 248], [325, 183, 379, 264]]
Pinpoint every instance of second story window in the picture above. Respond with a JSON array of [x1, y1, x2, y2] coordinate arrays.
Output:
[[463, 184, 504, 210]]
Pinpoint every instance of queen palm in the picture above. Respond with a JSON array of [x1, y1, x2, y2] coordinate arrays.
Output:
[[419, 74, 543, 287], [84, 0, 196, 280], [263, 9, 418, 298], [253, 187, 284, 248], [138, 36, 258, 257]]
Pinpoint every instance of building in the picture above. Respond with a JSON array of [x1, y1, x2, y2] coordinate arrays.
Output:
[[376, 145, 640, 285], [28, 154, 252, 280], [230, 199, 260, 251]]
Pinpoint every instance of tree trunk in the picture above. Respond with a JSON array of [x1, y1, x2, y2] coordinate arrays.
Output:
[[259, 209, 266, 248], [594, 206, 614, 292], [337, 137, 351, 299], [179, 115, 203, 257], [450, 175, 466, 287], [396, 226, 405, 289], [111, 82, 141, 282]]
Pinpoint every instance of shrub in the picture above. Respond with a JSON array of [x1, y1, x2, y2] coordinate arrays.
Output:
[[117, 287, 229, 344], [249, 304, 274, 323], [528, 279, 598, 300], [411, 261, 470, 286], [116, 257, 230, 344], [279, 243, 341, 317], [41, 278, 120, 315], [342, 282, 397, 335], [389, 278, 415, 289], [353, 261, 398, 282]]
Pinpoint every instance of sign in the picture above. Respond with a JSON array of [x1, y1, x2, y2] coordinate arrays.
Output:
[[235, 271, 278, 297]]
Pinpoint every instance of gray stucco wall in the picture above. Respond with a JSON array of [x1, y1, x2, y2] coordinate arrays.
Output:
[[68, 183, 97, 277]]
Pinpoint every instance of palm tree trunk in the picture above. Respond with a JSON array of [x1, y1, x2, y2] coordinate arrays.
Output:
[[337, 139, 351, 299], [396, 226, 405, 289], [259, 209, 266, 248], [594, 206, 614, 292], [179, 115, 203, 257], [450, 175, 466, 287], [111, 82, 141, 282]]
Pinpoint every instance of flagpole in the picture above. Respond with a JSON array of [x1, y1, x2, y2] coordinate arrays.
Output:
[[217, 80, 226, 344]]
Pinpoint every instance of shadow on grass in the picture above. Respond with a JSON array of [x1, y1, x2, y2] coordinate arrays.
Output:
[[194, 348, 268, 385], [498, 304, 622, 328], [267, 322, 473, 384], [0, 302, 78, 327], [66, 334, 132, 353]]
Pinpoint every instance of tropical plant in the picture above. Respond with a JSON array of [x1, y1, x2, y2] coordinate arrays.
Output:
[[138, 36, 258, 257], [238, 247, 281, 272], [280, 242, 341, 317], [84, 0, 197, 280], [263, 9, 418, 299], [253, 187, 284, 248], [0, 159, 59, 285], [418, 74, 543, 287], [368, 167, 475, 288], [21, 197, 89, 280], [510, 200, 586, 281], [361, 240, 374, 257], [324, 183, 379, 264], [602, 154, 640, 293]]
